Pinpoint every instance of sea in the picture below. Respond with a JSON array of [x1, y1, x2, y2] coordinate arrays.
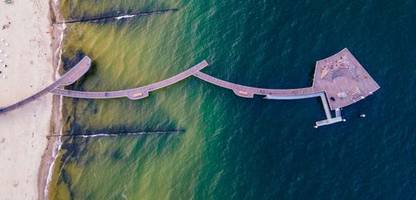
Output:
[[48, 0, 416, 199]]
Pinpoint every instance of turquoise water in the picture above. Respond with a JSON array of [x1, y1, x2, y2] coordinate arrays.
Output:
[[50, 0, 416, 199]]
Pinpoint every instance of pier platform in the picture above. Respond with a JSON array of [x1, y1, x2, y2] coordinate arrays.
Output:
[[0, 48, 380, 128], [312, 49, 380, 111], [193, 48, 380, 127]]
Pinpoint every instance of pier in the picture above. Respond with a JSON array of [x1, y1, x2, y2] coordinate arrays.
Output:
[[0, 59, 208, 113], [51, 60, 208, 100], [193, 49, 380, 127], [0, 57, 92, 113], [0, 48, 380, 127]]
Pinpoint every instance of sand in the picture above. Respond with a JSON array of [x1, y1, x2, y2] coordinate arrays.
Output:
[[0, 0, 55, 199]]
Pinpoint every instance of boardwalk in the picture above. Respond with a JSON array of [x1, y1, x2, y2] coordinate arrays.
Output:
[[0, 48, 379, 127], [0, 59, 208, 113], [51, 60, 209, 100], [193, 71, 337, 126], [0, 57, 92, 113], [193, 49, 380, 127], [193, 72, 323, 99]]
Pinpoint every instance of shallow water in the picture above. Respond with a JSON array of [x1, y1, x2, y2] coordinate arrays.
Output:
[[49, 0, 416, 199]]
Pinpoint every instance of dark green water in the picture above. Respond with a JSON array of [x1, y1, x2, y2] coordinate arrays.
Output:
[[49, 0, 416, 199]]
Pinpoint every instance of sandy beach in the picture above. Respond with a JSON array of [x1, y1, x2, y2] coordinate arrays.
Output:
[[0, 0, 55, 199]]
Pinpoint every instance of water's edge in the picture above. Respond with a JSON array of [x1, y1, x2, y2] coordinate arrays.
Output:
[[38, 0, 66, 199]]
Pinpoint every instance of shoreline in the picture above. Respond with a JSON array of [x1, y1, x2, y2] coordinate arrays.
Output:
[[37, 0, 66, 199], [0, 0, 56, 199]]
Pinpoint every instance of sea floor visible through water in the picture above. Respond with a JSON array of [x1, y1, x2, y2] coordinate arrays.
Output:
[[48, 0, 416, 199]]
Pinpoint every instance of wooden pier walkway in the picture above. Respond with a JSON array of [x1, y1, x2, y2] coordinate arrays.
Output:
[[0, 48, 379, 128], [193, 49, 380, 127], [193, 71, 337, 126], [193, 71, 323, 99], [51, 60, 208, 100], [0, 59, 208, 113], [0, 57, 92, 113]]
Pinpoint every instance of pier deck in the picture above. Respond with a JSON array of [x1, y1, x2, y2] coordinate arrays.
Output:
[[0, 57, 91, 113], [312, 49, 380, 110], [194, 72, 323, 99], [0, 48, 380, 127], [0, 59, 207, 113], [193, 49, 380, 127], [51, 60, 208, 100]]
